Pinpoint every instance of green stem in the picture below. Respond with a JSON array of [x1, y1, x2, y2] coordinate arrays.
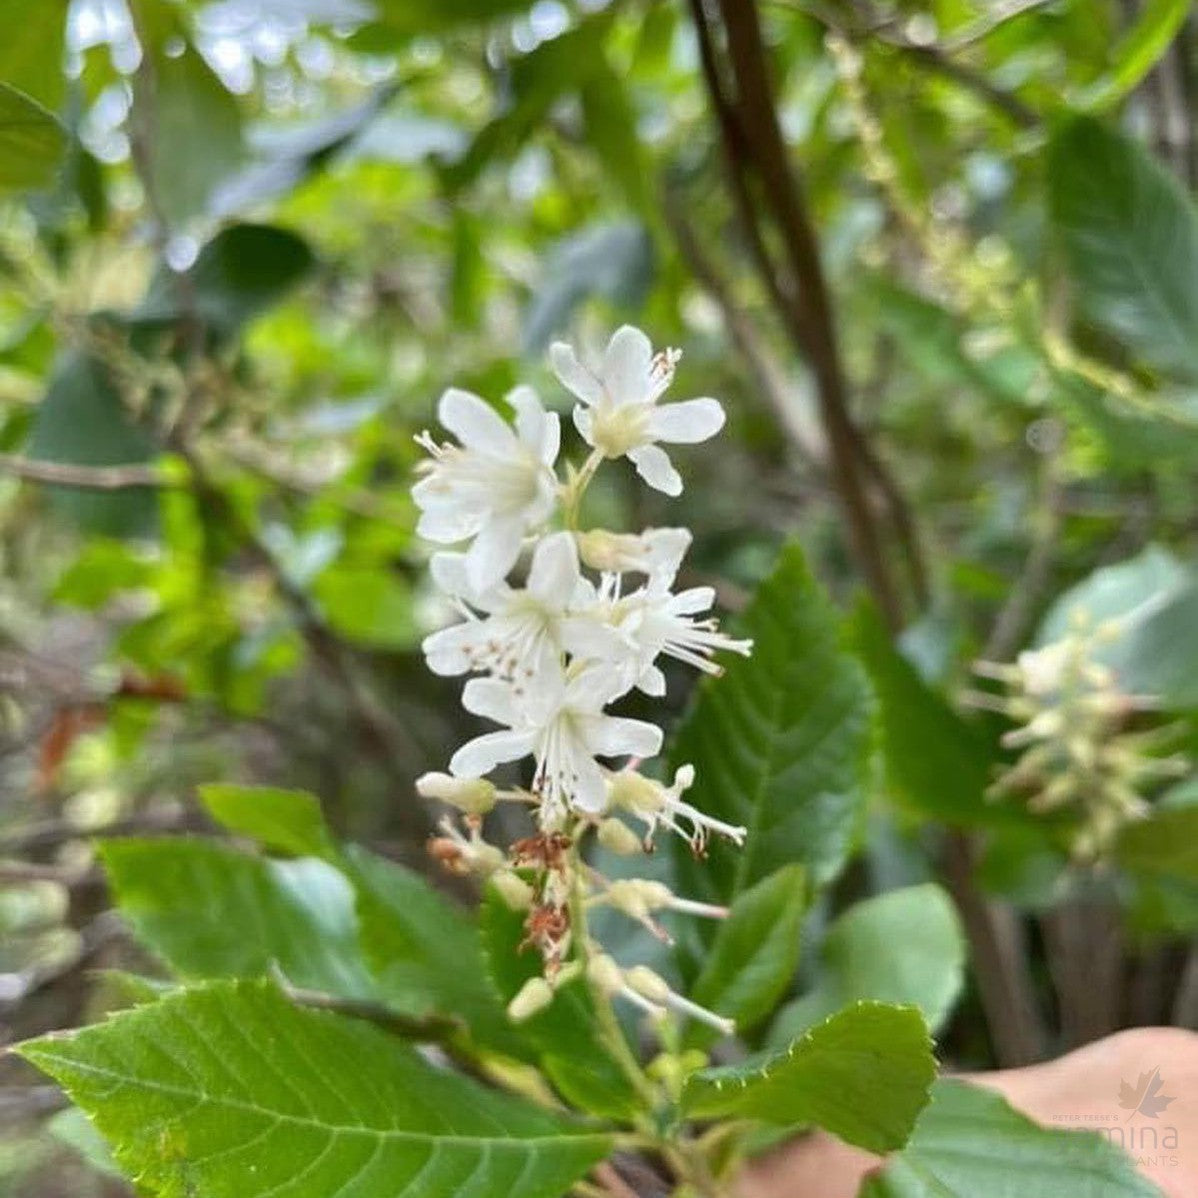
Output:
[[563, 449, 605, 530]]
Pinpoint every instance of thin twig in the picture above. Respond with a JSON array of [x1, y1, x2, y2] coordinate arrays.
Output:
[[0, 452, 167, 490]]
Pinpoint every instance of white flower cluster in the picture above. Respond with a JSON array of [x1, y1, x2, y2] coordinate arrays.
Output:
[[413, 324, 750, 835], [411, 326, 752, 1035]]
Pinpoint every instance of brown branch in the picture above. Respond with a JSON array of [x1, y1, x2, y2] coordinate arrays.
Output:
[[689, 0, 906, 629], [0, 452, 167, 490]]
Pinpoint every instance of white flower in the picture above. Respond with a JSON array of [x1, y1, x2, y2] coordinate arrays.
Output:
[[449, 663, 662, 814], [616, 578, 753, 696], [607, 764, 746, 853], [413, 385, 559, 592], [550, 325, 725, 496], [424, 531, 623, 682], [576, 527, 692, 578]]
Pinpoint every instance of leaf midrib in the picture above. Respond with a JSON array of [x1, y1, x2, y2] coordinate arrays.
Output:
[[26, 1050, 605, 1150]]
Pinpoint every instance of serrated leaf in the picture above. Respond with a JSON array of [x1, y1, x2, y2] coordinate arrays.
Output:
[[19, 979, 612, 1198], [670, 543, 873, 920], [1049, 117, 1198, 384], [770, 884, 965, 1044], [345, 844, 527, 1058], [479, 889, 640, 1118], [198, 783, 337, 860], [687, 864, 807, 1045], [860, 1078, 1165, 1197], [681, 1001, 934, 1153], [101, 838, 378, 999], [852, 601, 1003, 827]]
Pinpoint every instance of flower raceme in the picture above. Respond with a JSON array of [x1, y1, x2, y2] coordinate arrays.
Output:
[[412, 327, 750, 1037]]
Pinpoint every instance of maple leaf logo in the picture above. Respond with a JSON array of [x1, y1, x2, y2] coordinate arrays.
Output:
[[1118, 1066, 1176, 1120]]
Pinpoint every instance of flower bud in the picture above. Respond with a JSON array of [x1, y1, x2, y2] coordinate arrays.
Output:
[[625, 965, 672, 1005], [416, 771, 497, 816], [491, 870, 534, 911], [597, 817, 644, 856], [507, 976, 554, 1022], [586, 953, 625, 996], [603, 879, 673, 922]]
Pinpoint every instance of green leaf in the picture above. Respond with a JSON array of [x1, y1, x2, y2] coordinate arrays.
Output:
[[688, 864, 807, 1044], [771, 884, 965, 1044], [860, 1078, 1164, 1197], [1037, 544, 1187, 645], [0, 0, 68, 111], [681, 1001, 934, 1154], [580, 60, 650, 212], [524, 221, 655, 353], [479, 889, 640, 1118], [19, 979, 612, 1198], [101, 838, 378, 999], [852, 601, 1004, 827], [198, 783, 338, 860], [670, 543, 873, 916], [138, 223, 315, 336], [373, 0, 535, 38], [139, 47, 243, 226], [312, 564, 419, 649], [345, 845, 526, 1057], [1049, 117, 1198, 383], [1073, 0, 1190, 112], [29, 352, 158, 538], [0, 82, 64, 190]]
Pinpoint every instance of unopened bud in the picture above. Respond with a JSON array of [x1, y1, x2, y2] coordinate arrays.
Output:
[[604, 879, 673, 920], [492, 871, 534, 911], [586, 953, 625, 995], [625, 965, 672, 1005], [416, 771, 497, 816], [508, 976, 554, 1022], [597, 818, 644, 856]]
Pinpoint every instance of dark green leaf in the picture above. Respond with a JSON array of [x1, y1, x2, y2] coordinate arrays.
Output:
[[770, 884, 965, 1043], [20, 979, 612, 1198], [101, 838, 378, 999], [1049, 117, 1198, 383], [138, 223, 315, 336], [688, 864, 807, 1044], [580, 61, 649, 212], [29, 352, 158, 538], [671, 543, 873, 918], [852, 601, 1003, 827], [345, 845, 527, 1057], [681, 1001, 934, 1153], [479, 889, 639, 1117], [0, 82, 64, 190], [1117, 806, 1198, 881], [860, 1078, 1164, 1197]]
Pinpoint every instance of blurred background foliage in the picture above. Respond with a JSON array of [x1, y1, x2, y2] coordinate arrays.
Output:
[[3, 0, 1198, 1192]]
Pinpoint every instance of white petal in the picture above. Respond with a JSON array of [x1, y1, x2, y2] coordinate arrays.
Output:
[[565, 663, 629, 710], [603, 325, 653, 407], [560, 616, 628, 662], [430, 552, 470, 596], [643, 527, 691, 584], [465, 516, 525, 592], [421, 623, 476, 676], [527, 531, 579, 607], [462, 676, 520, 724], [647, 397, 726, 444], [416, 504, 479, 544], [572, 404, 595, 447], [450, 729, 536, 778], [637, 664, 667, 696], [671, 586, 716, 616], [571, 755, 609, 813], [509, 386, 561, 470], [628, 444, 682, 496], [586, 713, 663, 760], [438, 388, 514, 454], [550, 342, 604, 407]]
